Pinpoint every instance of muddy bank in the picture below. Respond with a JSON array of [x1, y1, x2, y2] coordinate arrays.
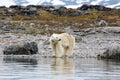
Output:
[[0, 27, 120, 58]]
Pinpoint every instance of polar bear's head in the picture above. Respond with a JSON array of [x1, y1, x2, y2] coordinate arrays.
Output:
[[50, 34, 61, 43]]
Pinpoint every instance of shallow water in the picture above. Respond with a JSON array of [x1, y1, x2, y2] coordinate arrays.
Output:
[[0, 56, 120, 80]]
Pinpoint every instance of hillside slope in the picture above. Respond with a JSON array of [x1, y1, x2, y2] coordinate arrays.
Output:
[[0, 5, 120, 34]]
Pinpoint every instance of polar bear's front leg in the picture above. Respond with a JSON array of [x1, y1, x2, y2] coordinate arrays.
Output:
[[66, 48, 73, 57], [66, 45, 74, 58], [51, 44, 56, 57], [56, 43, 64, 58]]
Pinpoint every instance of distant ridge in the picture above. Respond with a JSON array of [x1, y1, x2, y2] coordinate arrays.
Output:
[[0, 0, 120, 8]]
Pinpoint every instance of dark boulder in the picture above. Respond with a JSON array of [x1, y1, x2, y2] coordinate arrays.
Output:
[[3, 42, 38, 55], [9, 5, 38, 16], [42, 6, 55, 11], [0, 6, 6, 9], [77, 4, 111, 11], [97, 45, 120, 59], [9, 5, 22, 9], [51, 7, 82, 16], [18, 7, 37, 16]]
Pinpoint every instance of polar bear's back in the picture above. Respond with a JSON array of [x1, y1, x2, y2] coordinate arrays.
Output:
[[60, 33, 75, 48]]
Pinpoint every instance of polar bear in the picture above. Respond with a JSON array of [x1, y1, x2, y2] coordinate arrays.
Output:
[[49, 33, 75, 58]]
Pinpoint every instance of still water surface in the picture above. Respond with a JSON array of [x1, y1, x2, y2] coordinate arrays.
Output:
[[0, 56, 120, 80]]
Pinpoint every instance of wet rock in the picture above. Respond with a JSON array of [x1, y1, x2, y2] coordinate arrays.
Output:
[[3, 41, 38, 55], [97, 45, 120, 59]]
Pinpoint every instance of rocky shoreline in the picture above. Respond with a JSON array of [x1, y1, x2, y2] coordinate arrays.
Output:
[[0, 26, 120, 58]]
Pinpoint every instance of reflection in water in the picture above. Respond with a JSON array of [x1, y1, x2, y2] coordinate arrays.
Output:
[[74, 58, 120, 80], [51, 58, 74, 80], [0, 57, 120, 80], [3, 56, 38, 65]]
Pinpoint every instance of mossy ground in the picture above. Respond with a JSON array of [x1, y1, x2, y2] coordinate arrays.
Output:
[[0, 9, 120, 34]]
